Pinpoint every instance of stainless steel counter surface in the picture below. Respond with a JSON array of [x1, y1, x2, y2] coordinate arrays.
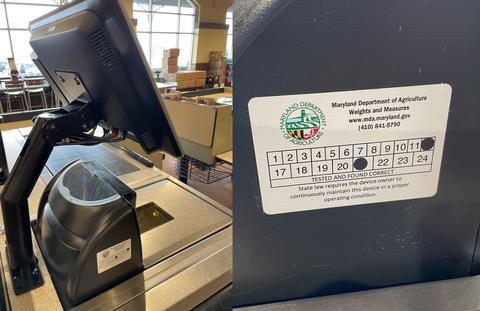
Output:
[[0, 128, 233, 310], [238, 276, 480, 311]]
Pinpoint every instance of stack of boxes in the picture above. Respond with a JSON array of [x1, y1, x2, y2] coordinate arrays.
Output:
[[176, 71, 207, 89], [208, 51, 228, 85], [163, 48, 179, 73], [163, 71, 207, 89], [160, 47, 207, 90]]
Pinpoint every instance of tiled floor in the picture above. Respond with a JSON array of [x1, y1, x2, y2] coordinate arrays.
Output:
[[162, 154, 233, 210]]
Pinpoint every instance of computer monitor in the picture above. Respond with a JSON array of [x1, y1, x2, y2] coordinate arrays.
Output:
[[29, 0, 181, 156], [0, 0, 182, 294]]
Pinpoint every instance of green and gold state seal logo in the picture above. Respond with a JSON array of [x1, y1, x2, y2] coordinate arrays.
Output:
[[280, 102, 326, 145]]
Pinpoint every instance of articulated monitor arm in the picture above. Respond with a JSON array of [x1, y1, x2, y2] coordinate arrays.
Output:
[[0, 100, 98, 294]]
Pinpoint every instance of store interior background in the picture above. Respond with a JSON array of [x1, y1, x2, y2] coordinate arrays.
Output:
[[0, 0, 233, 208]]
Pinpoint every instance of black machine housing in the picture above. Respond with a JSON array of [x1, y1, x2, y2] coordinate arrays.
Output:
[[234, 0, 480, 307], [29, 0, 180, 156], [34, 160, 142, 307], [0, 0, 181, 297], [28, 0, 181, 156]]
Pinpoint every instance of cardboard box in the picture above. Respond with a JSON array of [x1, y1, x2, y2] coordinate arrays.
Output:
[[164, 65, 178, 73], [209, 60, 224, 66], [165, 91, 182, 100], [209, 57, 227, 66], [208, 70, 226, 77], [209, 51, 223, 61], [162, 64, 178, 73], [180, 70, 207, 79], [175, 71, 206, 83], [209, 62, 222, 70], [208, 58, 227, 77], [195, 71, 207, 79], [176, 80, 187, 89], [195, 78, 205, 87], [163, 48, 180, 57], [198, 97, 216, 105], [185, 72, 197, 80], [176, 72, 187, 81], [177, 79, 196, 89], [163, 56, 178, 66], [185, 79, 196, 88]]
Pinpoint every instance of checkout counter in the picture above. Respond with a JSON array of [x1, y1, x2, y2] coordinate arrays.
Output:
[[115, 90, 233, 173], [0, 127, 232, 310], [163, 95, 232, 166]]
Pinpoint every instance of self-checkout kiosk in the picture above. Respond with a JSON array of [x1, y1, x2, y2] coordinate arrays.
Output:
[[0, 0, 232, 309]]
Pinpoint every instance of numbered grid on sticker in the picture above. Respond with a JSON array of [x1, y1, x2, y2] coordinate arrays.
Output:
[[354, 144, 367, 157], [312, 148, 325, 161], [354, 156, 373, 171], [283, 150, 297, 163], [266, 137, 436, 181], [267, 152, 283, 165], [269, 164, 291, 180], [291, 163, 312, 177], [325, 147, 339, 160], [394, 153, 413, 167], [297, 149, 312, 162], [408, 139, 422, 152], [413, 151, 433, 165], [373, 155, 393, 169], [313, 160, 332, 175], [367, 143, 381, 156], [381, 141, 394, 154], [339, 145, 353, 159], [394, 140, 409, 153], [333, 158, 353, 173]]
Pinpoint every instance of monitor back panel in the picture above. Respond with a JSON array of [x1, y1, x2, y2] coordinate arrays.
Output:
[[233, 0, 480, 307]]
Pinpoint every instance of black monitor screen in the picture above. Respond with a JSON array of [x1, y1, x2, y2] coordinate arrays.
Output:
[[28, 0, 182, 156]]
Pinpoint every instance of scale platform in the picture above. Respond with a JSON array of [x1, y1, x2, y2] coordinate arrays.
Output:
[[0, 128, 232, 310]]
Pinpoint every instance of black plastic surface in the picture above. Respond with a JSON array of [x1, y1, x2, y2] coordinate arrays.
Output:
[[233, 0, 480, 307], [46, 144, 138, 179], [35, 160, 142, 307], [0, 131, 9, 185], [28, 0, 181, 157], [0, 0, 180, 297]]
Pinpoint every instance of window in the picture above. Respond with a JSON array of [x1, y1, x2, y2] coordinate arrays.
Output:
[[0, 1, 66, 78], [134, 0, 197, 71], [226, 8, 232, 60]]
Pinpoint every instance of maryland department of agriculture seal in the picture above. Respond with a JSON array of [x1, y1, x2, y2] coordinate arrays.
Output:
[[280, 102, 327, 145]]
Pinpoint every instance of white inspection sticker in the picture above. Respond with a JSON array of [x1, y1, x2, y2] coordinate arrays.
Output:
[[249, 84, 452, 215], [96, 239, 132, 274]]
